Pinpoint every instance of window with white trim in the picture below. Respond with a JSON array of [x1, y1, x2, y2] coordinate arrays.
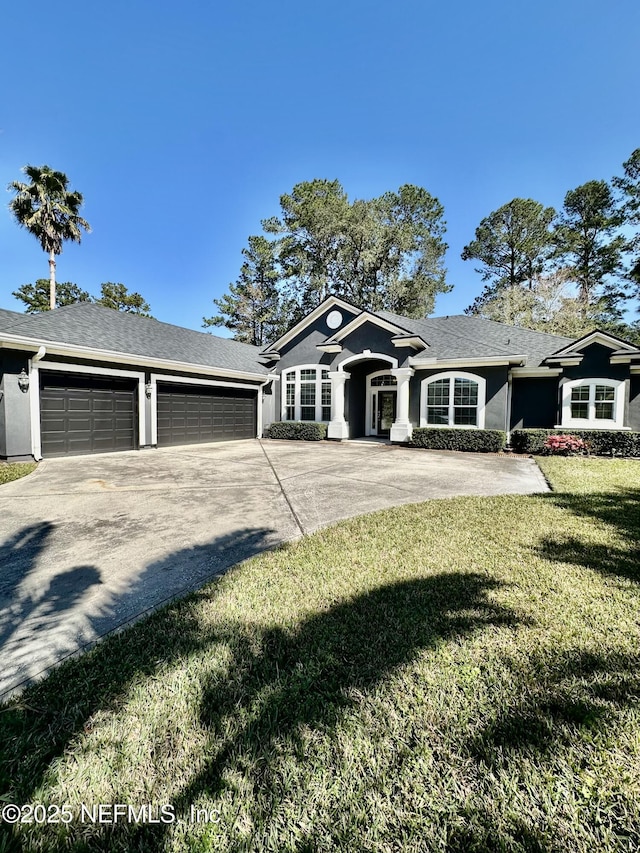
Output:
[[561, 378, 625, 428], [282, 366, 332, 422], [420, 372, 486, 428]]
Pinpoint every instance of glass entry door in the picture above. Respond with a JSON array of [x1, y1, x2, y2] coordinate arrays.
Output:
[[373, 390, 397, 436]]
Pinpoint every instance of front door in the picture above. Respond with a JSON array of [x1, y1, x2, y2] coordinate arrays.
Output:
[[374, 390, 397, 436]]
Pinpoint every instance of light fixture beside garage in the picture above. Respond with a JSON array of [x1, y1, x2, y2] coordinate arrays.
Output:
[[17, 368, 30, 393], [145, 381, 153, 398]]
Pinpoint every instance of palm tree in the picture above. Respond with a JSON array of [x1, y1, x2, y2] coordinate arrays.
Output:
[[8, 165, 91, 310]]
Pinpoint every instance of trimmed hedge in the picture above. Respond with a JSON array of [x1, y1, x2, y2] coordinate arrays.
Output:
[[409, 428, 506, 453], [510, 428, 640, 457], [265, 421, 328, 441]]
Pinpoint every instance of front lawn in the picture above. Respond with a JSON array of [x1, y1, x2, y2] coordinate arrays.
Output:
[[0, 462, 36, 486], [1, 458, 639, 852]]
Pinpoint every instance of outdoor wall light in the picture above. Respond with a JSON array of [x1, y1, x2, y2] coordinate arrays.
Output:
[[145, 381, 153, 399], [17, 369, 30, 393]]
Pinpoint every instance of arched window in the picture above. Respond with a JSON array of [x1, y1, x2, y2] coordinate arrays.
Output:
[[282, 366, 332, 422], [420, 372, 486, 428], [561, 378, 625, 428]]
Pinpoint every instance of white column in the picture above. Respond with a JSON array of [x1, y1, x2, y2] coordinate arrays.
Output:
[[390, 367, 414, 442], [327, 370, 350, 439]]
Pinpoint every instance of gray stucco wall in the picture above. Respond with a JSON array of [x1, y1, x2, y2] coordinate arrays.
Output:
[[561, 343, 629, 384], [511, 377, 559, 429], [511, 343, 638, 431], [560, 343, 634, 430], [345, 359, 390, 437], [276, 307, 360, 371], [410, 365, 509, 431], [337, 325, 411, 368], [0, 351, 33, 461]]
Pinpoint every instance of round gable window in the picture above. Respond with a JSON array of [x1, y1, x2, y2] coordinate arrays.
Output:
[[326, 310, 343, 330]]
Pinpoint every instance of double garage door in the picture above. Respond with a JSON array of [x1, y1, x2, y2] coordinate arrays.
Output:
[[39, 372, 257, 457], [40, 373, 138, 458], [156, 383, 256, 447]]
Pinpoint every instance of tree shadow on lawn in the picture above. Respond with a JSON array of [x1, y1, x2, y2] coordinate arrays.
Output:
[[0, 521, 104, 696], [2, 569, 523, 852], [463, 648, 640, 850], [535, 488, 640, 583], [0, 525, 276, 801], [470, 648, 640, 762]]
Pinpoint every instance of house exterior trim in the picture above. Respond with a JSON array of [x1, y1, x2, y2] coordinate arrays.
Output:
[[149, 372, 263, 446], [511, 367, 563, 377], [263, 296, 360, 352], [337, 351, 399, 371], [0, 333, 265, 382], [410, 356, 524, 369], [550, 331, 640, 357], [332, 312, 413, 343], [30, 360, 147, 461]]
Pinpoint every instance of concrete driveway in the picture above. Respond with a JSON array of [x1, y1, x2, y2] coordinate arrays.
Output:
[[0, 439, 547, 697]]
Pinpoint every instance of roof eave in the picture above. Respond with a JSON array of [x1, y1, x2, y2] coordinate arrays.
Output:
[[0, 333, 267, 382], [390, 335, 428, 350], [409, 354, 527, 368]]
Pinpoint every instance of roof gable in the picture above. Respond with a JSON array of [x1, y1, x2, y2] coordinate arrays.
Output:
[[547, 329, 640, 359], [263, 296, 362, 352]]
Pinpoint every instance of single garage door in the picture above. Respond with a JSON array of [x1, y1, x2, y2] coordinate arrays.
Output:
[[40, 372, 137, 457], [157, 384, 257, 447]]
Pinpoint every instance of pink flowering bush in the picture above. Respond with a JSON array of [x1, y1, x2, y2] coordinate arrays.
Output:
[[543, 434, 588, 456]]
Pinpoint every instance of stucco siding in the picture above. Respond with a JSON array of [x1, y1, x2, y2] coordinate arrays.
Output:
[[511, 377, 559, 429], [410, 365, 509, 431], [561, 343, 630, 383], [1, 351, 33, 460]]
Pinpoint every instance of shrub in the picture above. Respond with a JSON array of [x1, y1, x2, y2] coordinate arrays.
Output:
[[510, 428, 640, 457], [265, 421, 328, 441], [509, 429, 550, 454], [409, 428, 506, 453], [543, 434, 587, 456]]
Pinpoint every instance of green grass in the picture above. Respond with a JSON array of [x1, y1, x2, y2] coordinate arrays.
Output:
[[1, 458, 639, 852], [0, 462, 36, 485]]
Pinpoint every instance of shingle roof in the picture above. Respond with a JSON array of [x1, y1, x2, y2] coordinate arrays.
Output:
[[0, 301, 579, 372], [0, 308, 29, 331], [376, 311, 575, 366], [0, 303, 268, 375]]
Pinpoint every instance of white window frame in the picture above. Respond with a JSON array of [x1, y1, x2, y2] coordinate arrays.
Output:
[[419, 371, 486, 429], [281, 364, 332, 422], [560, 377, 626, 429], [365, 370, 398, 436]]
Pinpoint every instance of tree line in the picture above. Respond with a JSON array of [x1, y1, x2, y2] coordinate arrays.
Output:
[[8, 153, 640, 341], [206, 151, 640, 345], [461, 148, 640, 340], [203, 180, 451, 345], [13, 280, 152, 316]]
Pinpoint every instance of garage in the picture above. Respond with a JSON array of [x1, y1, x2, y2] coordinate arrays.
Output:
[[156, 383, 257, 447], [40, 372, 138, 458]]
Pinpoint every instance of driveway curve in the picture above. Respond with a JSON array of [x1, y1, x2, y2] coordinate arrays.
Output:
[[0, 439, 547, 697]]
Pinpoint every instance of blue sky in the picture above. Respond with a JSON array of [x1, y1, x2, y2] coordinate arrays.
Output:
[[2, 0, 639, 333]]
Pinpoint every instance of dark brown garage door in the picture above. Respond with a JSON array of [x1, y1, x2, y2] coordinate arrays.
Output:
[[40, 372, 137, 457], [157, 384, 257, 447]]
